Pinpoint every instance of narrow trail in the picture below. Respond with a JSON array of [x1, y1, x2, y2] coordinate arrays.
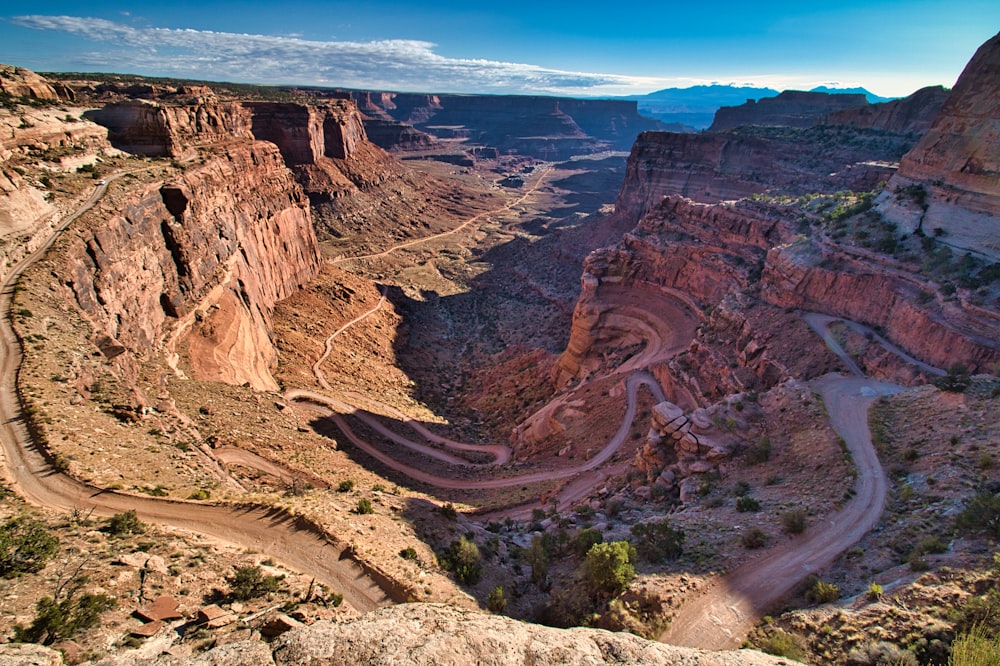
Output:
[[0, 174, 391, 612], [660, 314, 943, 650]]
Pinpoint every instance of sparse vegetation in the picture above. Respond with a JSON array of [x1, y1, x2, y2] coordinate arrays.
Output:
[[781, 509, 808, 534], [105, 510, 145, 537], [13, 575, 116, 645], [582, 541, 636, 599], [439, 537, 481, 585], [805, 578, 839, 604], [355, 498, 374, 514], [0, 516, 59, 577], [487, 585, 507, 613], [956, 493, 1000, 538], [630, 519, 684, 563], [227, 564, 282, 600], [741, 527, 770, 550]]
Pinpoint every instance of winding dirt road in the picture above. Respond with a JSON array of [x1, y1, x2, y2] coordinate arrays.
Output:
[[0, 176, 391, 612], [661, 374, 904, 649]]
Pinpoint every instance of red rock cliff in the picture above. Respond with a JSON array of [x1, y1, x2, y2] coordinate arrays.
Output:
[[64, 141, 320, 391], [877, 31, 1000, 258]]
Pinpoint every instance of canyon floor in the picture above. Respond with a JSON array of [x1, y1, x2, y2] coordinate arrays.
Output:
[[2, 102, 999, 665]]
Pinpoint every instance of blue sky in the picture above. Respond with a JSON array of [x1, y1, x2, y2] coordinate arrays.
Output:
[[1, 1, 996, 97]]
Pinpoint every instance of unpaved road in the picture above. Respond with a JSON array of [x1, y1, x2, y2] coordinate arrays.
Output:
[[661, 317, 918, 649], [0, 176, 391, 611]]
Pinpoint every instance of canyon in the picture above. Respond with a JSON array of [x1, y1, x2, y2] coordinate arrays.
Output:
[[0, 29, 999, 666]]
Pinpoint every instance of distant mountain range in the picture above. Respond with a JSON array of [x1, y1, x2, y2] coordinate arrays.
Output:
[[622, 84, 893, 130]]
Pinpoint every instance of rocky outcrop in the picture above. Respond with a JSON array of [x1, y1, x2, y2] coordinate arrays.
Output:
[[877, 31, 1000, 258], [614, 126, 913, 219], [553, 197, 796, 389], [708, 90, 868, 132], [825, 86, 948, 134], [63, 141, 320, 391], [0, 64, 62, 100], [760, 240, 1000, 372]]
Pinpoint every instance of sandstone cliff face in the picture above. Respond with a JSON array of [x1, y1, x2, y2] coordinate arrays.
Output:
[[614, 126, 913, 220], [85, 100, 254, 157], [825, 86, 948, 134], [709, 90, 868, 132], [877, 31, 1000, 258], [0, 64, 62, 100], [64, 141, 320, 391]]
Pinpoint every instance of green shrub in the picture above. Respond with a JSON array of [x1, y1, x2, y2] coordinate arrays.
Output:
[[440, 537, 481, 585], [630, 519, 684, 563], [337, 480, 354, 492], [355, 498, 374, 514], [956, 493, 1000, 538], [746, 436, 772, 464], [227, 565, 281, 601], [757, 629, 807, 661], [866, 582, 884, 601], [736, 496, 761, 513], [582, 541, 636, 598], [14, 583, 116, 645], [935, 363, 972, 393], [741, 527, 769, 550], [399, 547, 418, 561], [0, 516, 59, 577], [781, 509, 808, 534], [805, 578, 839, 604], [949, 626, 1000, 666], [573, 528, 604, 557], [526, 535, 549, 586], [487, 585, 507, 613], [439, 503, 458, 520], [105, 510, 145, 536]]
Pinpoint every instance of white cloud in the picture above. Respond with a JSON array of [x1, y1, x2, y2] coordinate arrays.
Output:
[[11, 15, 664, 95]]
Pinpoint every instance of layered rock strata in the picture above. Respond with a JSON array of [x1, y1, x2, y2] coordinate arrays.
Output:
[[614, 126, 914, 220], [64, 141, 320, 391]]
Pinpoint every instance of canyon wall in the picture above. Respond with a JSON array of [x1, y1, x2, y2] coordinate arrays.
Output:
[[64, 141, 320, 391], [613, 126, 911, 221], [760, 242, 1000, 371], [708, 90, 868, 132], [877, 31, 1000, 258], [825, 86, 948, 134]]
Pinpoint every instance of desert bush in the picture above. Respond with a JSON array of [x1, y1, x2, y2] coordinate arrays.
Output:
[[956, 493, 1000, 538], [14, 578, 116, 645], [439, 503, 458, 520], [866, 582, 884, 601], [573, 528, 604, 557], [582, 541, 636, 598], [399, 547, 418, 561], [227, 565, 281, 601], [0, 516, 59, 578], [337, 479, 354, 492], [526, 535, 549, 587], [741, 527, 769, 550], [630, 519, 684, 563], [487, 585, 507, 613], [105, 510, 145, 536], [745, 436, 773, 464], [935, 363, 972, 393], [736, 496, 762, 513], [949, 626, 1000, 666], [845, 641, 918, 666], [757, 629, 807, 661], [781, 509, 808, 534], [355, 498, 374, 514], [440, 537, 481, 585], [805, 578, 840, 604]]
